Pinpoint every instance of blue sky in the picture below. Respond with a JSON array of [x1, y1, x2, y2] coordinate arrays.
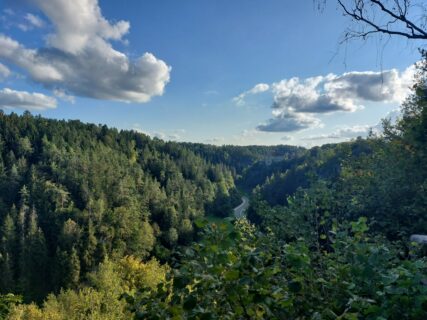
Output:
[[0, 0, 423, 146]]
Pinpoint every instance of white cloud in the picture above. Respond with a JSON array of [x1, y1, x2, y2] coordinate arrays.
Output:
[[1, 10, 45, 32], [302, 125, 372, 141], [272, 75, 359, 114], [233, 83, 270, 106], [53, 89, 75, 103], [257, 112, 321, 132], [0, 63, 10, 79], [32, 0, 130, 54], [130, 124, 150, 135], [0, 35, 64, 83], [250, 83, 270, 94], [271, 68, 413, 115], [131, 124, 183, 141], [25, 13, 44, 28], [256, 66, 415, 133], [0, 88, 57, 110], [0, 0, 171, 103], [303, 108, 406, 142], [324, 69, 412, 106], [153, 131, 182, 141]]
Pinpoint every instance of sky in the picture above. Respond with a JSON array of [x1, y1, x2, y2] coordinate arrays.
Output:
[[0, 0, 424, 146]]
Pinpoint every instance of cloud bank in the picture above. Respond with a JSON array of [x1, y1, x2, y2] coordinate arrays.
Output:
[[251, 67, 415, 133], [0, 0, 171, 104], [0, 88, 57, 110], [302, 125, 372, 141], [257, 112, 321, 132]]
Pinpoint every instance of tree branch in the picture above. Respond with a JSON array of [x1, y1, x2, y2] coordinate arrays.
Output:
[[336, 0, 427, 41]]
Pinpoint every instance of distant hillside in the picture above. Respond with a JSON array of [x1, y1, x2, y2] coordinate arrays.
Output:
[[182, 143, 305, 175]]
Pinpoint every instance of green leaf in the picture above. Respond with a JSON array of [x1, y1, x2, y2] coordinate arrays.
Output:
[[194, 219, 208, 228], [224, 269, 240, 281]]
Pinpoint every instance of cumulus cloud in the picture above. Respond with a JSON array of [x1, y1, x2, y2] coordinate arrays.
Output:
[[0, 0, 171, 103], [272, 69, 413, 114], [257, 112, 321, 132], [255, 66, 415, 133], [233, 83, 270, 106], [325, 70, 412, 105], [272, 75, 357, 114], [0, 88, 57, 110]]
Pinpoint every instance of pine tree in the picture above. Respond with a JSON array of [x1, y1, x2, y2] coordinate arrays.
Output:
[[23, 207, 48, 302], [68, 247, 81, 289], [81, 219, 98, 272], [0, 214, 16, 293]]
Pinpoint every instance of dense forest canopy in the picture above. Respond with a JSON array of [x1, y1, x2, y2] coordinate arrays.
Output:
[[0, 52, 426, 318], [1, 52, 427, 318], [0, 51, 426, 317], [0, 113, 245, 302]]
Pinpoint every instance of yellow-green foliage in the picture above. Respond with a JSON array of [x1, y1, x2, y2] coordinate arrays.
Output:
[[118, 256, 169, 292], [7, 256, 169, 320], [7, 288, 130, 320]]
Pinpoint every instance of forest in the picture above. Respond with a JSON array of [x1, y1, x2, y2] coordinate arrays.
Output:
[[0, 0, 427, 316], [0, 51, 425, 319]]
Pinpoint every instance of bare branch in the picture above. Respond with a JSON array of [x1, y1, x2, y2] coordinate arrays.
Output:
[[336, 0, 427, 41]]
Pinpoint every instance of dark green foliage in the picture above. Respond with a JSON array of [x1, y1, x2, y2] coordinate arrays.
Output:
[[130, 219, 290, 319], [247, 54, 427, 239], [0, 113, 238, 302], [127, 52, 427, 319], [2, 53, 427, 319], [130, 218, 427, 319], [245, 140, 368, 206], [183, 143, 304, 175]]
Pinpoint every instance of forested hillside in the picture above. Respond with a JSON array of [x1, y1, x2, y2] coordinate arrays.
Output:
[[0, 113, 243, 303], [1, 0, 427, 318], [129, 52, 427, 319], [1, 54, 427, 320], [182, 143, 305, 175]]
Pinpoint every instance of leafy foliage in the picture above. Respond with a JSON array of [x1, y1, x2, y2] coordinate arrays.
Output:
[[129, 218, 427, 319], [3, 52, 427, 320]]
